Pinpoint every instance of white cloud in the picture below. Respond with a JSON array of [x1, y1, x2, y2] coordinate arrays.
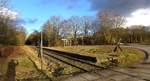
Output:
[[126, 8, 150, 26], [0, 7, 18, 20]]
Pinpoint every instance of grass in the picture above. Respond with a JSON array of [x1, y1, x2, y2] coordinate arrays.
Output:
[[0, 45, 50, 81], [0, 45, 144, 80], [47, 45, 145, 67], [117, 47, 144, 67]]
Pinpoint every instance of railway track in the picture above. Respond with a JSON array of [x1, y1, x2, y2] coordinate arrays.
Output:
[[43, 48, 106, 72], [42, 48, 150, 81], [43, 48, 97, 63]]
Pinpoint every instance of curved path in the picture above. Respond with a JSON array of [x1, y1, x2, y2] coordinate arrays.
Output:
[[61, 45, 150, 81]]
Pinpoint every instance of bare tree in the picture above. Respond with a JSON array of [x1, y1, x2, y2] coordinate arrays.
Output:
[[42, 20, 55, 46], [68, 16, 81, 45], [49, 16, 61, 34], [80, 16, 93, 37], [0, 0, 11, 22], [42, 16, 63, 46], [96, 10, 125, 44], [60, 20, 73, 39], [96, 10, 113, 44], [111, 14, 125, 28]]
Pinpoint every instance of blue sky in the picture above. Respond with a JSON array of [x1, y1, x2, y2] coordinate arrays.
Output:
[[10, 0, 150, 34], [11, 0, 96, 34]]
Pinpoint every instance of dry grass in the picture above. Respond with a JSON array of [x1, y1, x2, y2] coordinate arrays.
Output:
[[0, 45, 144, 80], [0, 45, 49, 81], [0, 45, 17, 57], [47, 45, 145, 67]]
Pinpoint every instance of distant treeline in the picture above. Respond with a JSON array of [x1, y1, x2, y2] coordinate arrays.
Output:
[[26, 10, 150, 46]]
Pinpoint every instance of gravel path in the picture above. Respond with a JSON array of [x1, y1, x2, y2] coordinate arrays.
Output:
[[62, 45, 150, 81]]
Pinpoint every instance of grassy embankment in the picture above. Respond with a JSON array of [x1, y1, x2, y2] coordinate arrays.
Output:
[[0, 45, 81, 81], [0, 45, 144, 81], [47, 45, 145, 67], [0, 45, 50, 81]]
